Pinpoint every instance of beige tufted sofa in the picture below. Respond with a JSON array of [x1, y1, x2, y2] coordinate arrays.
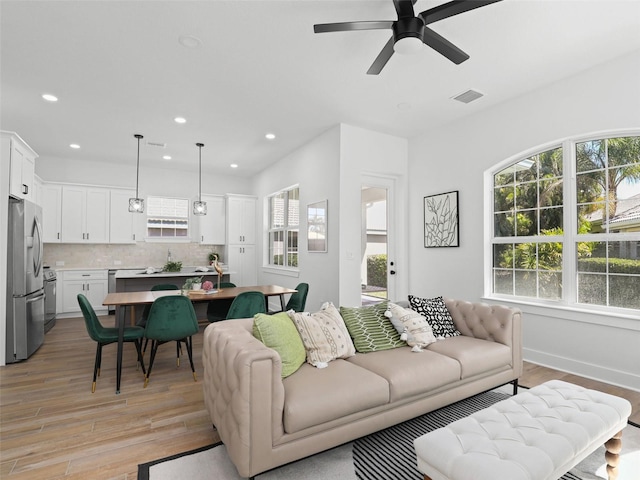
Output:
[[201, 298, 523, 478]]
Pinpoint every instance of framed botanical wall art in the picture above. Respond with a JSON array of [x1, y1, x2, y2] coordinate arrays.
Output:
[[424, 190, 459, 248], [307, 200, 328, 252]]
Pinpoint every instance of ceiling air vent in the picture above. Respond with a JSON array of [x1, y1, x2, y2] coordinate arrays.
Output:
[[146, 141, 166, 148], [451, 89, 484, 104]]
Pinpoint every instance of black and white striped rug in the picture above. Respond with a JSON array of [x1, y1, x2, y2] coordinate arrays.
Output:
[[352, 390, 582, 480]]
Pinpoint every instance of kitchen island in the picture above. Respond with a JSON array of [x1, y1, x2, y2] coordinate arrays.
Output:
[[114, 266, 233, 291], [114, 266, 234, 321]]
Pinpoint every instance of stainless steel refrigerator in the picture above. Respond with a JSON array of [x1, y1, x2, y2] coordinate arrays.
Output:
[[6, 198, 45, 363]]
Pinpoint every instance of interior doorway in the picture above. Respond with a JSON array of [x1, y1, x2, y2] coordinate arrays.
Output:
[[361, 178, 395, 305]]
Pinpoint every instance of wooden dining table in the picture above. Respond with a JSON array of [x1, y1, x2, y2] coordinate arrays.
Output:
[[102, 284, 298, 394]]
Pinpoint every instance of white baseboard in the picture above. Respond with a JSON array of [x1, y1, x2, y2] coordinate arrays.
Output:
[[524, 347, 640, 393]]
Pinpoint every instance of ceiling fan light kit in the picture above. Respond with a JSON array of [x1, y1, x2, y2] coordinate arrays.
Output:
[[393, 17, 425, 54], [314, 0, 502, 74]]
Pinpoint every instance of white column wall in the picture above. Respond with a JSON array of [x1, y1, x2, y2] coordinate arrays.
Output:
[[339, 124, 409, 307], [253, 126, 342, 312]]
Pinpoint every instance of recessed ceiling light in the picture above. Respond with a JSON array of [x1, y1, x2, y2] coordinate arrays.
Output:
[[163, 155, 172, 160], [397, 102, 411, 110], [42, 93, 58, 102], [230, 164, 238, 169], [174, 117, 187, 124], [69, 144, 80, 149], [265, 133, 276, 140], [178, 35, 202, 49]]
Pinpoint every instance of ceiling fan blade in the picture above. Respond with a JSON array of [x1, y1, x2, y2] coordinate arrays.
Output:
[[422, 25, 470, 64], [314, 21, 393, 34], [419, 0, 502, 25], [367, 37, 395, 75], [393, 0, 416, 19]]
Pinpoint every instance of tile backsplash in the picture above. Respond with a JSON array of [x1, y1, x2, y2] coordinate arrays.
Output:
[[43, 242, 226, 269]]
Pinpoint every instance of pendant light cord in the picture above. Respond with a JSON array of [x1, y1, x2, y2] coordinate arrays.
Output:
[[134, 134, 143, 198], [196, 142, 204, 202]]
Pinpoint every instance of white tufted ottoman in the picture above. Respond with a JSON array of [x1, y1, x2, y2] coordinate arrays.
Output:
[[413, 380, 632, 480]]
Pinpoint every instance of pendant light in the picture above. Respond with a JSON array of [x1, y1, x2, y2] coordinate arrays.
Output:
[[193, 142, 207, 215], [128, 134, 145, 213]]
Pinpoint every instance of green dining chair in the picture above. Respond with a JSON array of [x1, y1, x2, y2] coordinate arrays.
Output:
[[143, 295, 199, 387], [226, 291, 267, 319], [137, 284, 180, 357], [206, 282, 237, 322], [270, 282, 309, 313], [77, 293, 146, 393]]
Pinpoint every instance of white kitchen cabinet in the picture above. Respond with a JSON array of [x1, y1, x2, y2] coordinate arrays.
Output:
[[3, 131, 38, 201], [34, 175, 43, 206], [199, 195, 226, 245], [41, 183, 63, 243], [61, 185, 110, 243], [110, 188, 136, 244], [227, 244, 257, 286], [226, 195, 256, 245], [61, 270, 108, 314]]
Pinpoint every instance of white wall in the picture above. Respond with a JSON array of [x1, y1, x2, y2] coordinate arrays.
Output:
[[254, 126, 341, 312], [36, 155, 252, 197], [0, 145, 10, 366], [408, 50, 640, 390]]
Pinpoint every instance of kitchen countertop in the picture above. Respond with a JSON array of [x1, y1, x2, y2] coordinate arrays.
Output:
[[114, 265, 231, 279]]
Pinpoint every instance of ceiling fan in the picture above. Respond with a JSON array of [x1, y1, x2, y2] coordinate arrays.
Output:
[[314, 0, 502, 75]]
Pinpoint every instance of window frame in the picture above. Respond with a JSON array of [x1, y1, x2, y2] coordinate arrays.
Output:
[[145, 195, 191, 243], [485, 130, 640, 316], [266, 185, 300, 270]]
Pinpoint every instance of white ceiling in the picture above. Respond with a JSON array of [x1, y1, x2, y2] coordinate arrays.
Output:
[[2, 0, 639, 177]]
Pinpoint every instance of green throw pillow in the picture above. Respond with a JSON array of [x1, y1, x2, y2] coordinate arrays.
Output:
[[253, 312, 306, 378], [339, 302, 405, 353]]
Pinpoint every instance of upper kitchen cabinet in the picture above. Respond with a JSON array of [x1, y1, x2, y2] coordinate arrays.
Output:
[[2, 131, 38, 201], [61, 185, 109, 243], [226, 195, 256, 245], [41, 183, 63, 243], [199, 195, 226, 245], [33, 175, 43, 206], [110, 188, 136, 244]]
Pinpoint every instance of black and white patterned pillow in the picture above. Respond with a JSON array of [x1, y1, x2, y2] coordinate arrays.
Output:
[[407, 295, 461, 339]]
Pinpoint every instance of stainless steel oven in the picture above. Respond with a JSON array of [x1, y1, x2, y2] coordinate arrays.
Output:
[[43, 268, 56, 333]]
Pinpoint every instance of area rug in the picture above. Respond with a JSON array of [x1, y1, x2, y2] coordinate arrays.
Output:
[[138, 388, 640, 480]]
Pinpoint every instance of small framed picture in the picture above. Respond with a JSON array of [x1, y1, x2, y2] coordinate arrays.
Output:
[[424, 191, 459, 248], [307, 200, 327, 252]]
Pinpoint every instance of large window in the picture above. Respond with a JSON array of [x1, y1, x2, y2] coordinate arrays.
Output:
[[146, 196, 189, 239], [268, 186, 299, 267], [490, 134, 640, 312]]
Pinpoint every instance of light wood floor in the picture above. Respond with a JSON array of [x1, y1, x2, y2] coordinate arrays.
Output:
[[1, 315, 638, 479]]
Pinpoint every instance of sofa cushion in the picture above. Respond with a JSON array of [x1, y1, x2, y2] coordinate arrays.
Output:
[[282, 360, 389, 433], [387, 302, 437, 348], [288, 303, 356, 367], [346, 348, 461, 402], [408, 295, 461, 339], [426, 336, 512, 379], [340, 302, 405, 352], [253, 312, 306, 378]]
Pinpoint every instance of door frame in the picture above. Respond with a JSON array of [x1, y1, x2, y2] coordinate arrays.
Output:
[[361, 174, 398, 303]]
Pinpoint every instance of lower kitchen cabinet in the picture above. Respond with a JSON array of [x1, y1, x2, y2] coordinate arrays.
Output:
[[227, 244, 257, 286], [61, 270, 108, 314]]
